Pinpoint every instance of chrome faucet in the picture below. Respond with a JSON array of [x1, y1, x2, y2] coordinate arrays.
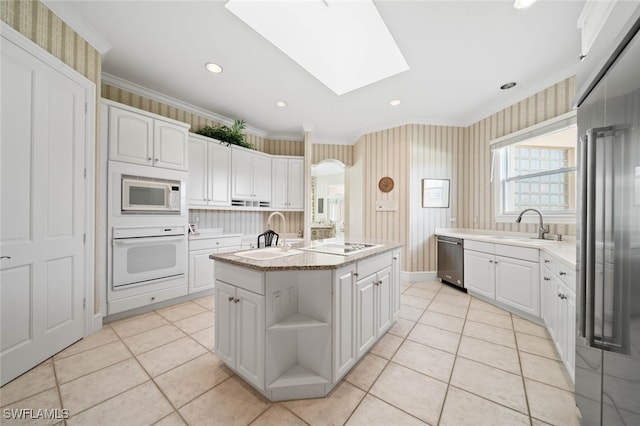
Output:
[[515, 208, 549, 240], [267, 211, 287, 250]]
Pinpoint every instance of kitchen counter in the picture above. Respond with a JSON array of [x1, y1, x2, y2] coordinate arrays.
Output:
[[435, 228, 576, 268], [211, 239, 402, 271]]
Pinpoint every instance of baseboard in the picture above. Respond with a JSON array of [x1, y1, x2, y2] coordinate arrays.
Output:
[[401, 271, 438, 282]]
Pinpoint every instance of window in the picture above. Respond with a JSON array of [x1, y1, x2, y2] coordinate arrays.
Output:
[[492, 111, 577, 223]]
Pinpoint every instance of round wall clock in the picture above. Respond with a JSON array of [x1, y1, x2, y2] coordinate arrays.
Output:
[[378, 176, 394, 192]]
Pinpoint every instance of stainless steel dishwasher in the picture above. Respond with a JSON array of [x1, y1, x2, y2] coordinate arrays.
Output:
[[436, 235, 464, 289]]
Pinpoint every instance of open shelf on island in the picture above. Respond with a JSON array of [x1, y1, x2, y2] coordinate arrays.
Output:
[[267, 313, 330, 332], [267, 364, 330, 389]]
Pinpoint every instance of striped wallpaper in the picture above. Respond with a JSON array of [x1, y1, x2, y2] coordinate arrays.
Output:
[[462, 77, 577, 237], [2, 0, 104, 312], [355, 77, 577, 272]]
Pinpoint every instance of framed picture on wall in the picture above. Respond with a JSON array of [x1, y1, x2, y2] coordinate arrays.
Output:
[[422, 179, 450, 208]]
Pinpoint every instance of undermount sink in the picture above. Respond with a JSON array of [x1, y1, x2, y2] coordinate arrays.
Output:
[[234, 247, 303, 261]]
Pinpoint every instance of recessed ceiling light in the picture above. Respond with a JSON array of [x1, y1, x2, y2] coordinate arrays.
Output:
[[275, 100, 287, 108], [513, 0, 538, 9], [389, 99, 402, 106], [205, 62, 223, 74], [500, 82, 517, 90]]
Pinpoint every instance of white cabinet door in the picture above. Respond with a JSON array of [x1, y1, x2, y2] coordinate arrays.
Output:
[[252, 152, 272, 202], [376, 266, 393, 336], [208, 142, 231, 206], [287, 158, 304, 209], [564, 287, 576, 380], [495, 256, 540, 316], [1, 39, 87, 385], [333, 265, 356, 381], [154, 120, 188, 170], [271, 157, 304, 210], [187, 138, 208, 206], [464, 250, 495, 299], [236, 288, 265, 390], [271, 157, 289, 209], [189, 250, 215, 293], [541, 270, 555, 330], [215, 280, 236, 368], [109, 106, 153, 166], [231, 148, 254, 199], [356, 274, 376, 358], [392, 250, 401, 320]]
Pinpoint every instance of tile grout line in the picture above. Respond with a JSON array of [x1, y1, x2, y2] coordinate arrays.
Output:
[[511, 312, 534, 425]]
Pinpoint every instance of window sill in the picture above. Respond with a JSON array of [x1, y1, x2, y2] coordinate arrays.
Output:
[[495, 213, 576, 225]]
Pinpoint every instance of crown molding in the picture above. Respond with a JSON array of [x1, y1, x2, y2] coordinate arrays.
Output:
[[102, 72, 304, 141], [41, 0, 111, 54]]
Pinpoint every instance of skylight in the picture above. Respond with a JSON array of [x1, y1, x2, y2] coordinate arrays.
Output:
[[225, 0, 409, 96]]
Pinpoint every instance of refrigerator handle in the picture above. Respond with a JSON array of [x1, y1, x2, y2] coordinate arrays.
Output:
[[582, 126, 613, 351], [578, 132, 589, 338]]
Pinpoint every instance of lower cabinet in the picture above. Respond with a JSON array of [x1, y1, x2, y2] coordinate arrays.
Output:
[[463, 240, 540, 317], [333, 265, 357, 382], [215, 279, 265, 391], [188, 235, 241, 294], [541, 252, 576, 380]]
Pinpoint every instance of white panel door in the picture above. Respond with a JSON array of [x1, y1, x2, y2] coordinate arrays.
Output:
[[495, 256, 539, 316], [1, 38, 85, 385], [463, 250, 495, 299]]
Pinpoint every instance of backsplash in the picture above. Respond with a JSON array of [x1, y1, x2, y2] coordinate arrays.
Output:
[[189, 210, 304, 238]]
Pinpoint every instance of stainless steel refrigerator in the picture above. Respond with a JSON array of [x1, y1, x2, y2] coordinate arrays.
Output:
[[576, 17, 640, 426]]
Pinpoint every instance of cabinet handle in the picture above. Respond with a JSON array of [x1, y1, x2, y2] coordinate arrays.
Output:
[[558, 293, 567, 300], [489, 260, 494, 263], [234, 298, 240, 303], [155, 158, 159, 162], [393, 256, 398, 260], [353, 272, 359, 277], [147, 157, 152, 161], [0, 256, 11, 260], [151, 296, 156, 301], [494, 261, 498, 264], [544, 260, 550, 264], [544, 277, 551, 281], [228, 296, 235, 302], [559, 271, 567, 276]]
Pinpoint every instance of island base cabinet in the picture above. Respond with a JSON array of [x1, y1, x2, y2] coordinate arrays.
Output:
[[333, 265, 357, 382], [215, 280, 264, 391]]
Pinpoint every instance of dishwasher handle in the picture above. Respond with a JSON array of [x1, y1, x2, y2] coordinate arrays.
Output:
[[437, 238, 461, 246]]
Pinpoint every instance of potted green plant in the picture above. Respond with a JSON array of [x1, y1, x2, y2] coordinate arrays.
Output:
[[195, 119, 254, 149]]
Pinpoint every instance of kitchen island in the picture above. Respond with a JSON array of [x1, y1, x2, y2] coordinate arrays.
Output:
[[210, 240, 402, 401]]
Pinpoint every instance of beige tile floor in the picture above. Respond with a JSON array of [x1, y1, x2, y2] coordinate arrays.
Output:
[[0, 281, 581, 425]]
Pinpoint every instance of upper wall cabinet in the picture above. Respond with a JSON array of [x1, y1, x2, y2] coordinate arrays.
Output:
[[188, 134, 231, 207], [231, 147, 272, 208], [106, 100, 190, 171], [271, 156, 304, 211]]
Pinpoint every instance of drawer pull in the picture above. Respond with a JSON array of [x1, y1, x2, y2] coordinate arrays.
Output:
[[234, 298, 240, 303], [544, 259, 550, 264], [559, 271, 567, 276], [544, 277, 551, 281], [228, 296, 235, 302]]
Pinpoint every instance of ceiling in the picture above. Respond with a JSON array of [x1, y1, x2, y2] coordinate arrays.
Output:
[[49, 0, 586, 145]]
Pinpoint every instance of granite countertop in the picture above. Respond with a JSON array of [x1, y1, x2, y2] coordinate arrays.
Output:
[[210, 239, 402, 271], [435, 228, 577, 268]]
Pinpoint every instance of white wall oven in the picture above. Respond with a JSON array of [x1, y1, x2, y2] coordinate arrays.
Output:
[[112, 226, 187, 289]]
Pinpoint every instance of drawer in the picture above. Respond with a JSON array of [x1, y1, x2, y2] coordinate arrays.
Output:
[[357, 252, 393, 278], [108, 284, 188, 315], [541, 252, 558, 275], [190, 236, 241, 251], [216, 262, 265, 295], [464, 240, 494, 253], [557, 264, 576, 292], [495, 243, 539, 262]]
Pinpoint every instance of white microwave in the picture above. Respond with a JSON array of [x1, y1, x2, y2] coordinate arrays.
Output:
[[121, 175, 181, 214]]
